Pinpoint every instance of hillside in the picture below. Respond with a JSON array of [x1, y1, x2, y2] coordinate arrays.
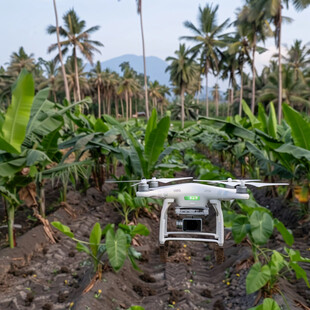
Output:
[[86, 54, 170, 86]]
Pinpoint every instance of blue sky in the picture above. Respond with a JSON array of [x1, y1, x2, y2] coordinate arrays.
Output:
[[1, 0, 310, 73]]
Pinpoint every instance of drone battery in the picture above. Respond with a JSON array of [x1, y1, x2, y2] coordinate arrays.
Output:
[[182, 218, 202, 232]]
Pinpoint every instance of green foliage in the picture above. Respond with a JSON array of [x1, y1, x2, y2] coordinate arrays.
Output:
[[246, 248, 310, 307], [106, 228, 127, 272], [249, 298, 281, 310], [104, 109, 188, 179], [51, 221, 149, 273], [246, 262, 271, 294], [0, 69, 34, 153], [228, 198, 293, 247], [282, 103, 310, 150], [106, 192, 149, 224]]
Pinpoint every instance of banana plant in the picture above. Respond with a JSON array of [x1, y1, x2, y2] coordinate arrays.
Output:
[[52, 221, 149, 274], [0, 69, 35, 248], [104, 109, 195, 179], [59, 113, 120, 191]]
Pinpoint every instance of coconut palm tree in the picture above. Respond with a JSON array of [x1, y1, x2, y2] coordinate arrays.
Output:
[[102, 69, 119, 116], [254, 0, 310, 122], [181, 4, 229, 117], [212, 83, 220, 117], [258, 64, 309, 111], [219, 49, 238, 116], [237, 1, 271, 114], [148, 81, 163, 112], [283, 39, 310, 82], [64, 56, 89, 104], [226, 27, 252, 116], [90, 61, 104, 117], [51, 0, 70, 102], [166, 44, 198, 128], [117, 68, 140, 121], [37, 58, 59, 102], [6, 47, 35, 77], [47, 8, 103, 102], [135, 0, 149, 119]]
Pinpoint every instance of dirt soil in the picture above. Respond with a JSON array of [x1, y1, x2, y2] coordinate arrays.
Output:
[[0, 182, 310, 310]]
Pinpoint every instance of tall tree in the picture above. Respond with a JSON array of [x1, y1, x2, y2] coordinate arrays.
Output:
[[237, 1, 271, 114], [219, 49, 238, 116], [37, 57, 59, 102], [254, 0, 310, 122], [212, 83, 220, 116], [148, 80, 163, 112], [166, 44, 198, 128], [181, 4, 229, 117], [90, 61, 104, 118], [6, 47, 35, 76], [226, 28, 252, 116], [52, 0, 70, 102], [136, 0, 150, 119], [283, 39, 310, 81], [117, 68, 140, 121], [47, 9, 103, 102]]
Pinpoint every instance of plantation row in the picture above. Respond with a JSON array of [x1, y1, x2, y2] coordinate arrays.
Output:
[[0, 70, 310, 309]]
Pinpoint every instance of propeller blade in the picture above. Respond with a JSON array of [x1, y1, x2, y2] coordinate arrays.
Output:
[[245, 182, 289, 187], [193, 179, 261, 187], [156, 177, 193, 183], [105, 179, 140, 183]]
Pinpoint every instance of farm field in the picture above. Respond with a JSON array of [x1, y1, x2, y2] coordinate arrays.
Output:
[[1, 1, 310, 309], [0, 177, 309, 310]]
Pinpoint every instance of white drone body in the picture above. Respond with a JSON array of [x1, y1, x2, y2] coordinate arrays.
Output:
[[108, 177, 288, 247]]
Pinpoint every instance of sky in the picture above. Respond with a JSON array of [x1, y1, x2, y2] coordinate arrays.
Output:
[[1, 0, 310, 84]]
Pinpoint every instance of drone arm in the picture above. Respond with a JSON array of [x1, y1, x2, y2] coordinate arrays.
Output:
[[136, 188, 165, 199]]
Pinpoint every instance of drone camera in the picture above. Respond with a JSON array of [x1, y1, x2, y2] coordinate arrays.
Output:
[[177, 218, 202, 232]]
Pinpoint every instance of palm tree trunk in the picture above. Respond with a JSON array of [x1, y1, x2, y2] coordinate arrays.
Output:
[[251, 34, 257, 114], [115, 97, 119, 118], [205, 67, 209, 117], [239, 64, 244, 116], [52, 0, 70, 102], [121, 98, 124, 118], [277, 6, 283, 124], [215, 89, 219, 117], [108, 94, 111, 115], [231, 87, 234, 116], [97, 84, 101, 118], [125, 91, 129, 122], [181, 85, 185, 129], [129, 96, 132, 118], [138, 1, 149, 120], [73, 47, 81, 102]]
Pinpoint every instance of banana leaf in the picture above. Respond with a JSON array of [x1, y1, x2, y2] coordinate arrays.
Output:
[[267, 102, 277, 139], [242, 100, 260, 129], [275, 144, 310, 162], [283, 103, 310, 150], [145, 109, 157, 146], [1, 70, 34, 153], [144, 116, 170, 173]]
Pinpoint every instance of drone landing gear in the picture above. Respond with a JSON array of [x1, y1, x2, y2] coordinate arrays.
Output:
[[159, 199, 224, 246]]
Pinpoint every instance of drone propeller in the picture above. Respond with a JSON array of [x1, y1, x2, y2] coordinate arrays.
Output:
[[194, 178, 288, 188], [243, 182, 289, 187], [132, 176, 193, 186], [105, 179, 141, 183], [194, 178, 260, 187]]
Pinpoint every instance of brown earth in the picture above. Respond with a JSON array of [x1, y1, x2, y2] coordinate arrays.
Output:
[[0, 182, 310, 310]]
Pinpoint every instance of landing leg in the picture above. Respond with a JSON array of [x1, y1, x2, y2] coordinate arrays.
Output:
[[210, 200, 224, 246]]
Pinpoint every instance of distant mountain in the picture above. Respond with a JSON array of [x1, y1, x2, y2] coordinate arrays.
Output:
[[86, 54, 170, 86]]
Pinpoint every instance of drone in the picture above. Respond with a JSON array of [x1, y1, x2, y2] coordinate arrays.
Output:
[[107, 177, 288, 247]]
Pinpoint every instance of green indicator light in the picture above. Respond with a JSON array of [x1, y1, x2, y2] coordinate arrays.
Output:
[[184, 196, 200, 201]]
